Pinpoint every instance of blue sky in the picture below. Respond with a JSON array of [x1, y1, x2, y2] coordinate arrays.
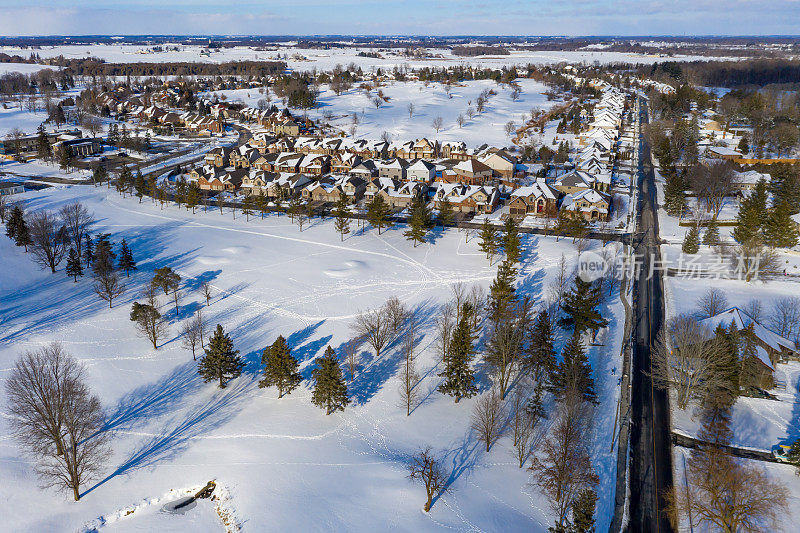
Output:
[[0, 1, 797, 36]]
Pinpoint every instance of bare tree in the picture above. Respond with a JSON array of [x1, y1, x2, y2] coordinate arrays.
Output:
[[668, 409, 789, 532], [504, 121, 517, 137], [651, 314, 728, 410], [466, 106, 475, 120], [471, 387, 504, 452], [408, 447, 451, 512], [130, 285, 167, 349], [201, 281, 212, 306], [5, 344, 109, 501], [0, 194, 8, 223], [181, 310, 205, 360], [398, 327, 421, 415], [28, 210, 68, 273], [742, 299, 764, 323], [94, 267, 125, 308], [352, 306, 391, 358], [59, 201, 94, 261], [485, 298, 532, 399], [547, 254, 572, 308], [431, 116, 444, 134], [510, 385, 535, 468], [434, 300, 456, 365], [407, 102, 414, 118], [384, 296, 408, 333], [770, 297, 800, 343], [690, 161, 735, 219], [343, 340, 360, 382], [456, 113, 465, 128], [529, 402, 598, 530], [697, 288, 729, 318]]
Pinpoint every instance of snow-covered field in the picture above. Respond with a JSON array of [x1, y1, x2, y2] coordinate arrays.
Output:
[[0, 185, 625, 531], [0, 44, 721, 74], [218, 79, 558, 148]]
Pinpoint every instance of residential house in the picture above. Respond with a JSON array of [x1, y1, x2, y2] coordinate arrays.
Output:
[[406, 159, 436, 183], [508, 180, 560, 219]]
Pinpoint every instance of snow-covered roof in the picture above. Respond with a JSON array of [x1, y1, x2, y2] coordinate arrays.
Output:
[[699, 307, 797, 354]]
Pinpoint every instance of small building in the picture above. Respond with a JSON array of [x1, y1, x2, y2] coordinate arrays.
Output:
[[0, 182, 25, 195]]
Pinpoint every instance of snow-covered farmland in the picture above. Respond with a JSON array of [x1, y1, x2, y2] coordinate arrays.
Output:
[[0, 185, 625, 532], [0, 44, 722, 74]]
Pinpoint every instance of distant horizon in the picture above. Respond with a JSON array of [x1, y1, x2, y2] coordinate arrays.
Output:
[[1, 34, 799, 40], [1, 1, 799, 38]]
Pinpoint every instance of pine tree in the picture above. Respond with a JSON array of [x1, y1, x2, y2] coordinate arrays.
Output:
[[560, 277, 608, 338], [733, 179, 768, 244], [663, 172, 687, 217], [682, 225, 700, 254], [14, 213, 31, 251], [241, 194, 254, 221], [255, 192, 269, 219], [93, 235, 116, 276], [437, 196, 455, 226], [713, 323, 741, 403], [478, 218, 498, 264], [259, 335, 302, 397], [526, 310, 556, 382], [404, 193, 431, 247], [311, 346, 349, 414], [36, 123, 51, 161], [702, 218, 720, 246], [134, 170, 146, 203], [117, 239, 136, 276], [764, 200, 799, 248], [502, 215, 521, 264], [65, 248, 83, 281], [367, 194, 392, 234], [174, 178, 187, 208], [547, 333, 596, 404], [198, 324, 244, 388], [737, 135, 749, 155], [333, 191, 351, 241], [570, 489, 597, 533], [438, 303, 478, 402], [83, 233, 94, 266], [185, 181, 200, 213], [91, 162, 107, 187], [5, 205, 23, 240], [487, 260, 517, 322]]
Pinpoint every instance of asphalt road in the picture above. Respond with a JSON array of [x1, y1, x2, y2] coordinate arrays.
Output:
[[625, 99, 674, 533]]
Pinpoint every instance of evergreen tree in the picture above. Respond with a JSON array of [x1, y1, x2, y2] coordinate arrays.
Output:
[[259, 335, 302, 398], [763, 200, 799, 248], [58, 146, 71, 173], [682, 225, 700, 254], [487, 260, 517, 322], [5, 205, 23, 240], [478, 218, 498, 264], [241, 194, 255, 221], [117, 239, 136, 276], [117, 166, 133, 196], [438, 303, 478, 402], [83, 233, 94, 266], [502, 215, 521, 264], [198, 324, 244, 388], [404, 193, 432, 247], [663, 173, 687, 217], [311, 346, 349, 414], [174, 178, 187, 208], [367, 194, 392, 234], [569, 489, 597, 533], [134, 170, 146, 203], [733, 178, 768, 244], [437, 196, 455, 226], [91, 162, 107, 187], [547, 333, 596, 404], [65, 248, 83, 281], [93, 235, 116, 276], [560, 277, 608, 338], [255, 192, 269, 219], [333, 191, 351, 241], [186, 181, 200, 213], [526, 310, 557, 382], [713, 323, 741, 403], [14, 212, 31, 251], [36, 123, 51, 161], [702, 218, 720, 246], [737, 135, 749, 155]]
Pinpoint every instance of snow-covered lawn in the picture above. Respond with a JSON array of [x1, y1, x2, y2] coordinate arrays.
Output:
[[0, 185, 625, 532], [214, 79, 558, 148], [0, 104, 49, 137]]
